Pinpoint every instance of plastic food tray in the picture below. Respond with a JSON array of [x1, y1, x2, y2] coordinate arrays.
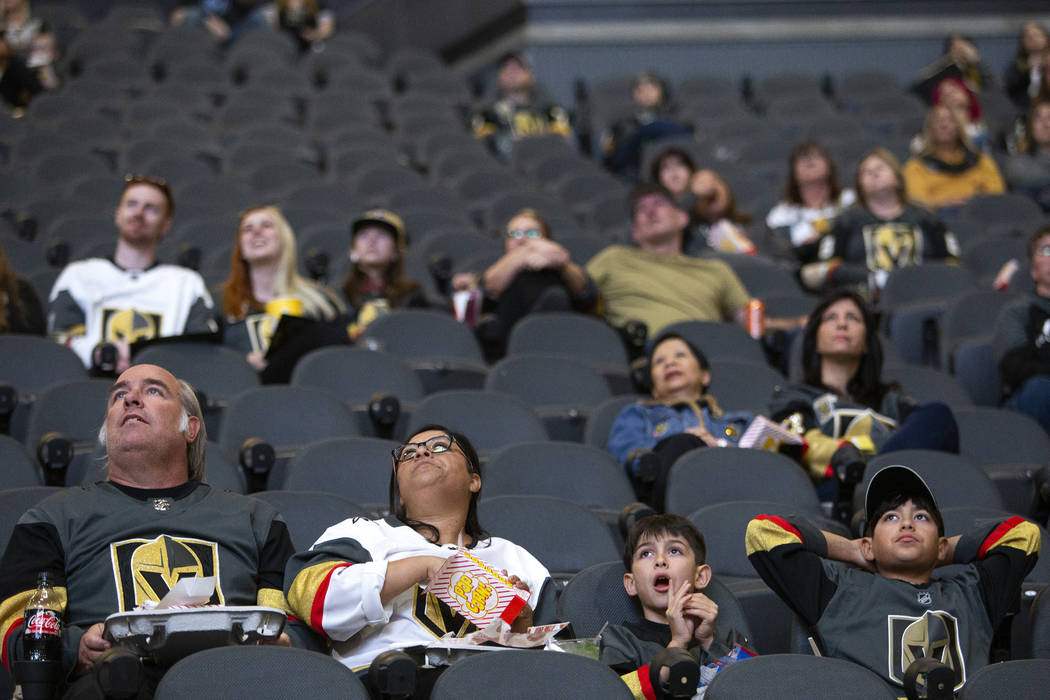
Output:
[[103, 606, 286, 665]]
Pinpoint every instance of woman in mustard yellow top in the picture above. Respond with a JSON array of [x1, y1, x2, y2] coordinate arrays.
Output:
[[903, 103, 1004, 212]]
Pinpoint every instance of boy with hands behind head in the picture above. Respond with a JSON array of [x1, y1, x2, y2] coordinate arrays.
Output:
[[600, 514, 747, 700], [746, 465, 1040, 694]]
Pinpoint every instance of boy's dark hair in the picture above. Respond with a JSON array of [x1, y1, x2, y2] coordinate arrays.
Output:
[[623, 513, 707, 570], [864, 492, 945, 538]]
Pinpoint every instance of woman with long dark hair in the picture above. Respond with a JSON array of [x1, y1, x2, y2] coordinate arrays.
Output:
[[765, 140, 855, 260], [0, 237, 44, 334], [284, 424, 550, 680], [771, 289, 958, 493]]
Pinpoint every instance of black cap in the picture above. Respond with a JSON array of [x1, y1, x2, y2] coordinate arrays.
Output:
[[864, 465, 941, 526]]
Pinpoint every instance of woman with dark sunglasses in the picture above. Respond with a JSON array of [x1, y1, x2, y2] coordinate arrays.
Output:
[[283, 424, 550, 686]]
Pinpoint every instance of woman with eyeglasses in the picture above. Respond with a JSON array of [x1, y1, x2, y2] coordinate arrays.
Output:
[[458, 208, 597, 358], [284, 424, 550, 684]]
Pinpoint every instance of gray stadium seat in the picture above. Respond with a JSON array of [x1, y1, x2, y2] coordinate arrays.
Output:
[[705, 654, 898, 699], [251, 490, 370, 552], [407, 390, 547, 452], [283, 436, 400, 514], [154, 645, 369, 700]]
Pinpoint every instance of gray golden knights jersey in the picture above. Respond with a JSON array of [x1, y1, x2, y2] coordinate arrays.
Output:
[[48, 258, 216, 367], [0, 482, 295, 673], [746, 514, 1040, 692]]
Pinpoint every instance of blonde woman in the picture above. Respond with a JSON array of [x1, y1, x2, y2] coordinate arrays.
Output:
[[219, 205, 344, 371], [903, 104, 1004, 211]]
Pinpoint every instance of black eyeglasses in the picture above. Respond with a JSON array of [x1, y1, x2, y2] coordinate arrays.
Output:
[[392, 434, 456, 463]]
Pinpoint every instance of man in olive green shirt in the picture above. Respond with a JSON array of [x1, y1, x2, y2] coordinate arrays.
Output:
[[587, 184, 751, 335]]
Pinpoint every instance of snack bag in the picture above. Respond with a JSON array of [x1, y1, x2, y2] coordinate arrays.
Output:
[[427, 549, 530, 629]]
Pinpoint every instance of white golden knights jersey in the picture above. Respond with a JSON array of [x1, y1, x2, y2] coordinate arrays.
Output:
[[48, 258, 216, 367], [284, 515, 550, 671]]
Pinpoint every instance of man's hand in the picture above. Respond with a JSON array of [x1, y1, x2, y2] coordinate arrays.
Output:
[[75, 623, 111, 677], [261, 632, 291, 647]]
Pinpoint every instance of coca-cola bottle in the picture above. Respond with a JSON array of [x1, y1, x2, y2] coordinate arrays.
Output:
[[23, 571, 62, 662]]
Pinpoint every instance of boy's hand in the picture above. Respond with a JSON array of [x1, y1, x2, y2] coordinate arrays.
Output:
[[683, 591, 719, 650], [666, 581, 697, 648]]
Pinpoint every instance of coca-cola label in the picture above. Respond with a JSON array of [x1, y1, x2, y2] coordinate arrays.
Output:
[[26, 610, 61, 636]]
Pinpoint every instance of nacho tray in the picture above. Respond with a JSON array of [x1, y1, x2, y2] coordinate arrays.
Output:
[[103, 606, 286, 665]]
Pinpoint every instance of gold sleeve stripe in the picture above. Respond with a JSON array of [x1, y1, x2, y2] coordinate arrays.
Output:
[[1, 586, 67, 669], [620, 665, 657, 700], [286, 561, 351, 634], [257, 587, 292, 615], [979, 517, 1041, 559], [746, 515, 803, 556]]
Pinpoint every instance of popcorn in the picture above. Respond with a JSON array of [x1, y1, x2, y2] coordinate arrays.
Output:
[[428, 549, 530, 628]]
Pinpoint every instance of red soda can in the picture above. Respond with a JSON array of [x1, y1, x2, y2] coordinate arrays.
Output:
[[746, 299, 765, 339]]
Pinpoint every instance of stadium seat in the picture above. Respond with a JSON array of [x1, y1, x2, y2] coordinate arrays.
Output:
[[478, 495, 621, 581], [1031, 587, 1050, 659], [485, 354, 612, 442], [24, 378, 112, 486], [219, 386, 360, 489], [957, 659, 1050, 699], [0, 486, 62, 548], [707, 358, 785, 413], [283, 436, 400, 514], [0, 434, 41, 488], [430, 649, 631, 700], [361, 310, 489, 394], [879, 264, 979, 366], [407, 390, 547, 452], [952, 407, 1050, 516], [658, 320, 766, 364], [202, 441, 246, 494], [154, 646, 369, 700], [705, 654, 897, 699], [483, 441, 635, 512], [882, 363, 974, 408], [505, 312, 632, 394], [688, 500, 818, 654], [584, 395, 645, 450], [291, 347, 424, 437], [0, 334, 87, 441], [665, 448, 822, 519], [251, 490, 370, 552]]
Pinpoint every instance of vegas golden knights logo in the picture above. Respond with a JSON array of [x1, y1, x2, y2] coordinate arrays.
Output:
[[888, 611, 966, 690], [410, 585, 474, 639], [244, 314, 278, 354], [111, 535, 223, 611], [863, 222, 921, 273], [101, 308, 163, 344]]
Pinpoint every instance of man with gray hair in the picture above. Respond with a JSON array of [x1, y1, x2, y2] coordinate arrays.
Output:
[[0, 364, 315, 698]]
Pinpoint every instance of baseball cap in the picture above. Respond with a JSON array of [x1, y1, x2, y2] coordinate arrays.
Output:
[[864, 465, 942, 530], [351, 209, 406, 248]]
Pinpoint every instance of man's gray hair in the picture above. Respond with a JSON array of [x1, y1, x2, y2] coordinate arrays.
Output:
[[98, 378, 207, 481]]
